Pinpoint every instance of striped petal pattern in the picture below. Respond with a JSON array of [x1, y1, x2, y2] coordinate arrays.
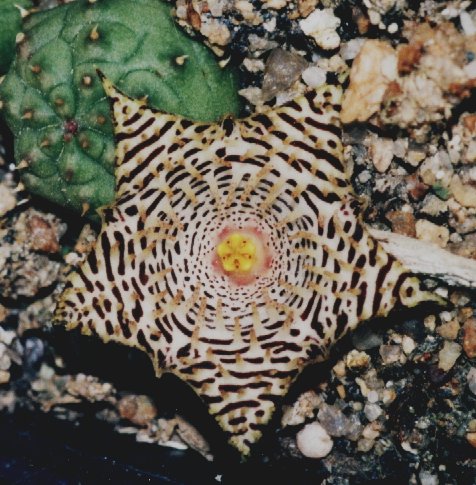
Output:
[[55, 75, 439, 455]]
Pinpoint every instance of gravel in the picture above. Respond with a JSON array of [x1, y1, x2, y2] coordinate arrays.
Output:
[[0, 0, 475, 482]]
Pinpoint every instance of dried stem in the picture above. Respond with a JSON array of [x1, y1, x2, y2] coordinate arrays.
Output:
[[370, 228, 476, 289]]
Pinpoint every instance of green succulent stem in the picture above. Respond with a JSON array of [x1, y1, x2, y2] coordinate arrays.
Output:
[[0, 0, 241, 216]]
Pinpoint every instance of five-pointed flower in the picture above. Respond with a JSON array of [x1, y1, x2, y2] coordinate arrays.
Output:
[[55, 73, 439, 456]]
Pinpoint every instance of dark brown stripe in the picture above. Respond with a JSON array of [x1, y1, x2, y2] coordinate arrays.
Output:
[[304, 116, 341, 137], [214, 400, 260, 416], [291, 141, 344, 172], [116, 116, 155, 141]]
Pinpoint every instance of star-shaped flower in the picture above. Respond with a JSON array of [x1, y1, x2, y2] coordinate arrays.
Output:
[[55, 73, 439, 456]]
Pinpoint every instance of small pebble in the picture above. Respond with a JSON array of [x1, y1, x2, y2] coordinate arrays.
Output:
[[332, 360, 346, 378], [379, 344, 401, 365], [301, 66, 327, 89], [341, 40, 397, 123], [317, 403, 361, 439], [415, 219, 450, 248], [402, 336, 416, 355], [382, 388, 396, 405], [299, 8, 341, 50], [370, 137, 393, 173], [385, 210, 416, 237], [367, 390, 379, 403], [357, 437, 374, 452], [467, 368, 476, 395], [462, 318, 476, 358], [419, 471, 439, 485], [438, 341, 462, 371], [0, 183, 16, 217], [424, 315, 436, 332], [345, 349, 370, 369], [420, 194, 448, 217], [340, 38, 365, 60], [364, 403, 383, 422], [450, 175, 476, 208], [281, 391, 322, 427], [460, 11, 476, 36], [296, 422, 333, 458], [0, 304, 7, 323], [261, 49, 308, 101], [466, 432, 476, 448], [362, 423, 380, 440], [0, 370, 10, 385], [436, 319, 460, 340], [118, 394, 157, 427]]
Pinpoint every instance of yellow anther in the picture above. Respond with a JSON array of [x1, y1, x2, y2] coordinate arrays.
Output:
[[217, 232, 257, 274]]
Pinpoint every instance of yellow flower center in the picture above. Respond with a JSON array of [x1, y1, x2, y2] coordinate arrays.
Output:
[[216, 232, 257, 274]]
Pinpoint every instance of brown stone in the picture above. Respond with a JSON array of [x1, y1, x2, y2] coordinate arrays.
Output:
[[0, 304, 7, 324], [463, 114, 476, 133], [297, 0, 318, 18], [467, 432, 476, 448], [448, 79, 476, 99], [385, 211, 416, 237], [353, 8, 369, 35], [397, 42, 423, 75], [463, 318, 476, 359], [406, 174, 429, 201], [186, 3, 201, 30], [458, 307, 474, 322], [384, 81, 403, 98], [27, 214, 60, 253], [118, 394, 157, 427]]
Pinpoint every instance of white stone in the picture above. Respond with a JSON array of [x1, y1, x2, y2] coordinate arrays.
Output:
[[302, 66, 327, 88], [464, 60, 476, 78], [467, 368, 476, 395], [340, 38, 364, 60], [460, 11, 476, 36], [420, 471, 439, 485], [299, 9, 341, 50], [364, 403, 383, 422], [402, 336, 416, 355], [369, 137, 394, 173], [243, 58, 265, 73], [296, 422, 333, 458], [238, 87, 263, 106], [367, 390, 379, 403], [0, 328, 15, 346], [368, 9, 381, 25], [387, 22, 398, 34]]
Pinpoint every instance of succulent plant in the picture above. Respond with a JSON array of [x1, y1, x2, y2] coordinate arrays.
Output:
[[0, 0, 33, 74], [0, 0, 240, 215]]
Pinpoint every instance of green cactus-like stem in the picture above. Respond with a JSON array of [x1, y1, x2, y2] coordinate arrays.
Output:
[[0, 0, 33, 74], [0, 0, 241, 215]]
